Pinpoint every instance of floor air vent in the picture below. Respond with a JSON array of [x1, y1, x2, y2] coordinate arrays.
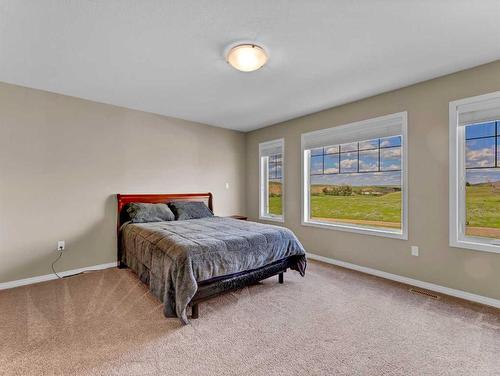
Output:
[[409, 288, 440, 300]]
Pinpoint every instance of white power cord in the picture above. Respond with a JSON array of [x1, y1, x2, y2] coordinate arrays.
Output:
[[51, 250, 63, 279], [50, 244, 99, 280]]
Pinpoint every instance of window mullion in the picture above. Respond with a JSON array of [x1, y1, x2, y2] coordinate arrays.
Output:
[[378, 138, 381, 172], [322, 148, 325, 175], [496, 121, 498, 168], [357, 142, 360, 173]]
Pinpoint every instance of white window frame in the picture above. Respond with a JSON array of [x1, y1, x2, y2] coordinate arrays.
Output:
[[301, 112, 408, 240], [259, 138, 285, 222], [449, 91, 500, 254]]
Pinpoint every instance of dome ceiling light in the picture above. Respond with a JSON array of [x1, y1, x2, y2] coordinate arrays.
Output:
[[226, 44, 268, 72]]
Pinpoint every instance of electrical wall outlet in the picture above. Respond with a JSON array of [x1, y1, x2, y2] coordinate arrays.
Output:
[[57, 240, 65, 251], [411, 246, 419, 257], [225, 182, 230, 189]]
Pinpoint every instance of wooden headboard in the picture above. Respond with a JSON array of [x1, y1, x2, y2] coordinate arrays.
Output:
[[116, 192, 213, 265]]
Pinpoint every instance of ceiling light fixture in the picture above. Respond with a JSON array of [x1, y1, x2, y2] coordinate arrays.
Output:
[[226, 44, 268, 72]]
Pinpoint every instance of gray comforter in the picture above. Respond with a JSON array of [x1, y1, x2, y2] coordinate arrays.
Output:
[[120, 217, 306, 324]]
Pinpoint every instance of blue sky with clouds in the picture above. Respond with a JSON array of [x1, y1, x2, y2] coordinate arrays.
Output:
[[310, 136, 402, 186], [308, 123, 500, 186], [465, 121, 500, 183]]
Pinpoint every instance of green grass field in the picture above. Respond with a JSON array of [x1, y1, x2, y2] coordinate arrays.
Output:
[[269, 195, 282, 216], [465, 184, 500, 237], [269, 185, 402, 229], [309, 191, 402, 228], [268, 181, 283, 216], [268, 183, 500, 236]]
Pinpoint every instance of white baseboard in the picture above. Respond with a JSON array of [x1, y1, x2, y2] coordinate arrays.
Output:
[[307, 252, 500, 309], [3, 254, 499, 310], [0, 262, 118, 291]]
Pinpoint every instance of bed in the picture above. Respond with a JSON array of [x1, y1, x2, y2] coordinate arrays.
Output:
[[117, 193, 306, 324]]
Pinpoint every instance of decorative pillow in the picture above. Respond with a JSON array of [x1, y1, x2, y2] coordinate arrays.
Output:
[[126, 202, 175, 223], [168, 201, 214, 220]]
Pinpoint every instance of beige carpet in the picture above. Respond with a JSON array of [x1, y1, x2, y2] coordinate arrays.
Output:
[[1, 260, 499, 376]]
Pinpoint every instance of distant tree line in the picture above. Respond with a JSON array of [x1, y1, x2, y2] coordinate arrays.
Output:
[[322, 185, 353, 196]]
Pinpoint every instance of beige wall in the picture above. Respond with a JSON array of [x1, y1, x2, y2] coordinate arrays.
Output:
[[0, 82, 246, 283], [3, 61, 500, 299], [246, 61, 500, 300]]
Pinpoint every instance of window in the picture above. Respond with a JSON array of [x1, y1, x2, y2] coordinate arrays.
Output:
[[301, 112, 408, 239], [259, 139, 284, 221], [450, 91, 500, 253]]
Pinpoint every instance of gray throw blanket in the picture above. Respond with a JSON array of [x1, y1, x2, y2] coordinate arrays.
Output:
[[120, 217, 306, 324]]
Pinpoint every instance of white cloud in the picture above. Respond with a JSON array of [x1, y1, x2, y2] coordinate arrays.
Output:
[[466, 148, 494, 161], [340, 158, 357, 169], [385, 164, 400, 170], [466, 147, 495, 168], [360, 161, 377, 171], [380, 140, 391, 147], [324, 167, 338, 174], [381, 148, 401, 158]]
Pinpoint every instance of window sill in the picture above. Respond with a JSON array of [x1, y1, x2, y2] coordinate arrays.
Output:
[[302, 219, 407, 240], [451, 238, 500, 254], [259, 215, 284, 223]]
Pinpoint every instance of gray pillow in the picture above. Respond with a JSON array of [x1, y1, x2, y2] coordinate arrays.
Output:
[[127, 202, 175, 223], [168, 201, 214, 220]]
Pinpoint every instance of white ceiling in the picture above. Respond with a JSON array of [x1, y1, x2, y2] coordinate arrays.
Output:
[[1, 1, 499, 132]]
